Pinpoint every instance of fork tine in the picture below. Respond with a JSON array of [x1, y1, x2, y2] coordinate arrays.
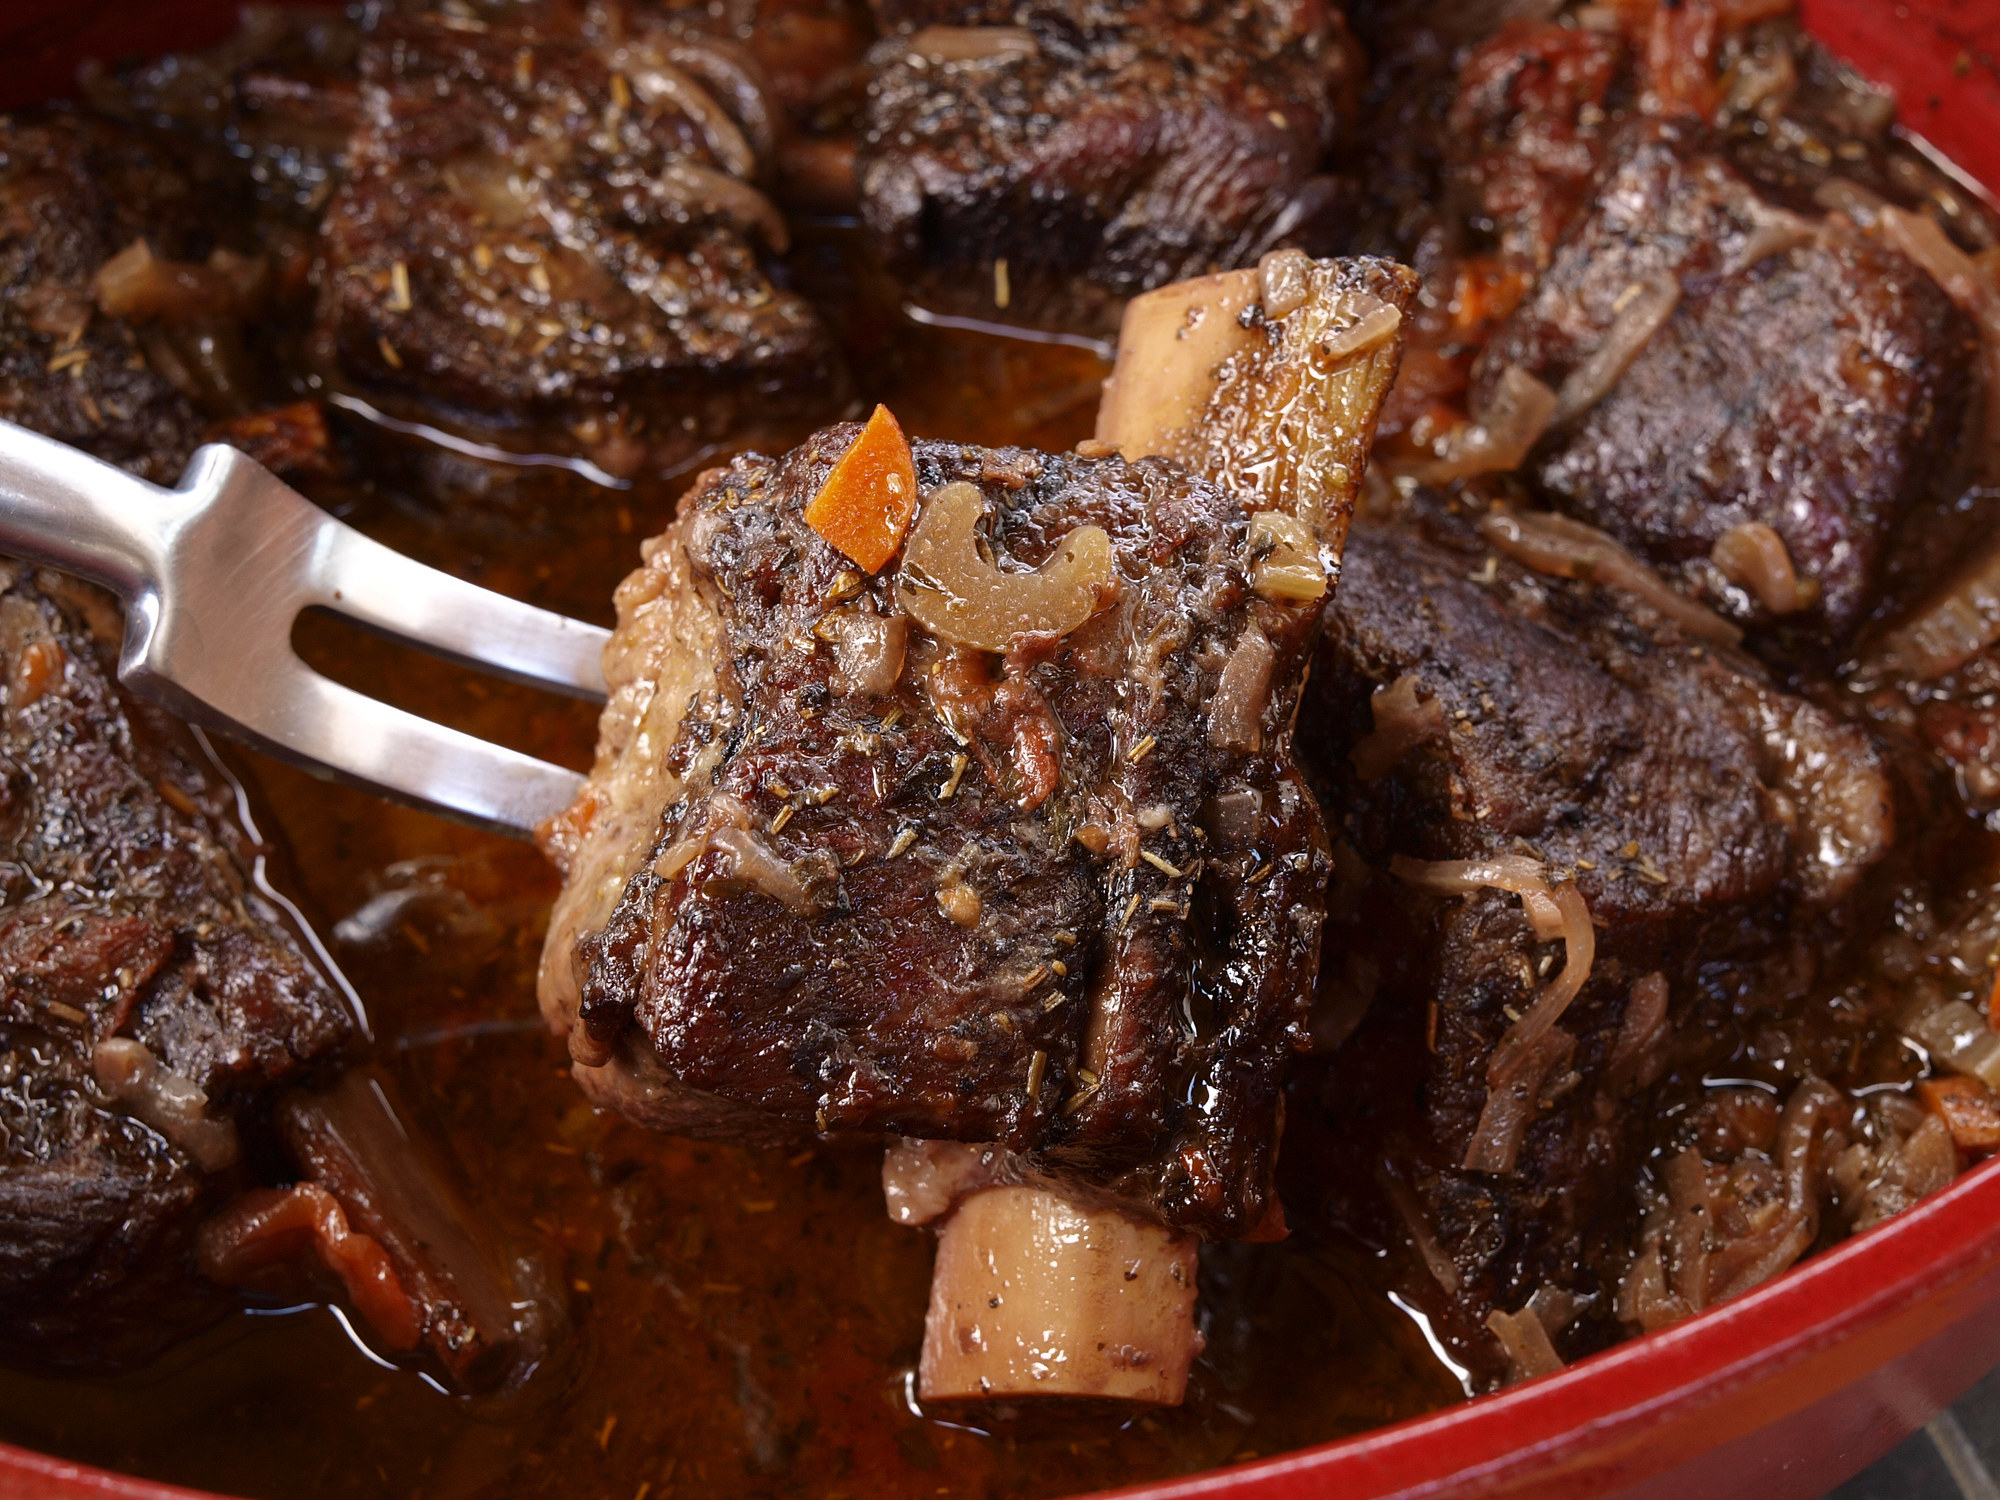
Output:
[[131, 650, 587, 836], [185, 444, 612, 701], [310, 521, 611, 702]]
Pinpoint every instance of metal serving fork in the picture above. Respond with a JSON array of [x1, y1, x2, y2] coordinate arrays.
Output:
[[0, 419, 609, 837]]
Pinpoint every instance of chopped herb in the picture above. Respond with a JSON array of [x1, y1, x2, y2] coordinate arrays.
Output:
[[939, 752, 969, 800]]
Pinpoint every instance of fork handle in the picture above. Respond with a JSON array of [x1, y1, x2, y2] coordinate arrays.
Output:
[[0, 419, 180, 604]]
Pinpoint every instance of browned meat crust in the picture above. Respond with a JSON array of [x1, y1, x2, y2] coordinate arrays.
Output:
[[1445, 18, 1625, 278], [0, 566, 352, 1371], [1297, 496, 1897, 1369], [0, 104, 331, 488], [0, 110, 218, 483], [1475, 119, 1976, 634], [80, 5, 364, 222], [858, 1, 1362, 331], [542, 429, 1334, 1239], [314, 9, 846, 475]]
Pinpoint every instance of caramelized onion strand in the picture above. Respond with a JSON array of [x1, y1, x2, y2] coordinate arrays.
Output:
[[1480, 507, 1742, 646]]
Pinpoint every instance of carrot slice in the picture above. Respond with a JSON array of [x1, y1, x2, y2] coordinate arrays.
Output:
[[1918, 1075, 2000, 1154], [803, 404, 918, 574]]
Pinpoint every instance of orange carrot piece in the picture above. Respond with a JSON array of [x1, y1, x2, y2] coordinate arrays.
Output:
[[1918, 1076, 2000, 1155], [803, 404, 918, 573]]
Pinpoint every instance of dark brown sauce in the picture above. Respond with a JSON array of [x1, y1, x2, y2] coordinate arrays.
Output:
[[0, 238, 1460, 1499]]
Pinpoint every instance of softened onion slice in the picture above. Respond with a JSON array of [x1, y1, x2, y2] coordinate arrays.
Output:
[[819, 610, 908, 697], [1494, 882, 1595, 1062], [1465, 1024, 1575, 1174], [652, 793, 753, 883], [1350, 673, 1446, 781], [662, 37, 779, 167], [656, 161, 790, 252], [1387, 856, 1594, 1054], [1619, 1243, 1689, 1333], [619, 56, 759, 180], [1869, 540, 2000, 682], [1815, 177, 1887, 224], [1606, 971, 1671, 1090], [93, 239, 267, 325], [93, 1037, 241, 1172], [1258, 247, 1313, 320], [1246, 510, 1327, 602], [896, 482, 1114, 653], [1405, 364, 1558, 482], [1905, 999, 2000, 1089], [1488, 1304, 1565, 1380], [1711, 521, 1817, 615], [1726, 200, 1818, 275], [907, 26, 1038, 63], [1320, 302, 1404, 362], [1874, 205, 2000, 341], [1480, 507, 1743, 646], [1207, 623, 1276, 752], [1390, 853, 1552, 902], [1777, 1078, 1843, 1216], [706, 826, 811, 910], [1698, 1082, 1833, 1304], [1550, 275, 1681, 428], [1393, 856, 1598, 1172]]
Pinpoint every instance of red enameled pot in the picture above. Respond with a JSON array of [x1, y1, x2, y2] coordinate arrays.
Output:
[[1, 3, 1998, 1497]]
